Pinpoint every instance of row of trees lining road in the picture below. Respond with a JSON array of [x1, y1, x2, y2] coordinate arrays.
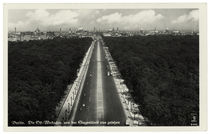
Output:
[[8, 37, 92, 126], [104, 35, 199, 126]]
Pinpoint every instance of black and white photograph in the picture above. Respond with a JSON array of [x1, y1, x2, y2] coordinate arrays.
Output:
[[3, 3, 207, 131]]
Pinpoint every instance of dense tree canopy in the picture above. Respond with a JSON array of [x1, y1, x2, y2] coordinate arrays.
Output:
[[104, 35, 199, 126], [8, 37, 92, 126]]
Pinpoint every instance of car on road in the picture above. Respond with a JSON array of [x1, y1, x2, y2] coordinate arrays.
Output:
[[107, 71, 110, 76]]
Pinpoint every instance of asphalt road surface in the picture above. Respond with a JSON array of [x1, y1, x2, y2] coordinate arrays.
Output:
[[71, 38, 126, 126]]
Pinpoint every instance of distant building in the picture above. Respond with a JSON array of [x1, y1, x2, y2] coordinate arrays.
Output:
[[103, 33, 112, 37], [172, 30, 181, 35], [8, 27, 21, 42], [34, 28, 41, 36], [46, 31, 55, 39], [69, 28, 72, 34]]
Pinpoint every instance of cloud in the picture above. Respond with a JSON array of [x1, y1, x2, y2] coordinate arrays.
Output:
[[96, 10, 164, 26], [8, 9, 101, 31], [77, 9, 100, 17], [9, 10, 80, 30], [172, 10, 199, 24], [9, 21, 30, 31], [9, 9, 198, 31], [26, 10, 79, 26], [97, 12, 122, 23]]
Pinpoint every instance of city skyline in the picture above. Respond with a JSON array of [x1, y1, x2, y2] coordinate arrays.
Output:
[[8, 9, 199, 32]]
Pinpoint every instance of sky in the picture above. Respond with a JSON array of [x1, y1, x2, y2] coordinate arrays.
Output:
[[8, 9, 199, 32]]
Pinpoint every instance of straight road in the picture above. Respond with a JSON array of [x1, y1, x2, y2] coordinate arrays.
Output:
[[70, 37, 126, 126]]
